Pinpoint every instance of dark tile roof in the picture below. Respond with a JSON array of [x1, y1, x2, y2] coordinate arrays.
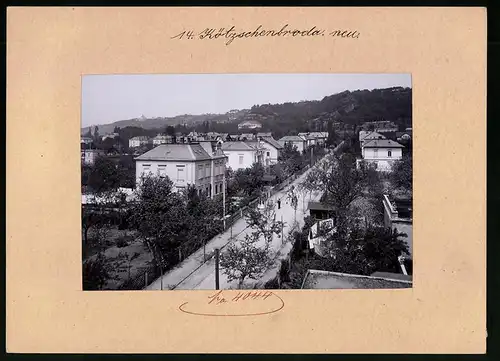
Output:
[[134, 144, 212, 161], [362, 139, 404, 148], [221, 141, 257, 151], [262, 137, 284, 149]]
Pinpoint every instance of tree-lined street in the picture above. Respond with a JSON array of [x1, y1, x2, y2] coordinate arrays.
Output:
[[146, 155, 327, 290]]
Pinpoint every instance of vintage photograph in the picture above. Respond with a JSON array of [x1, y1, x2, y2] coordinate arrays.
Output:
[[81, 73, 413, 291]]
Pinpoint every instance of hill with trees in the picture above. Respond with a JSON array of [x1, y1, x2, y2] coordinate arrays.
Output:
[[82, 87, 412, 139]]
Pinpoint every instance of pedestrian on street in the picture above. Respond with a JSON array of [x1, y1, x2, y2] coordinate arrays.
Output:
[[277, 199, 281, 209]]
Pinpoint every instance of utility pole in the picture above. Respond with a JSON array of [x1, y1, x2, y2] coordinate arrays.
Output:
[[222, 169, 226, 231], [215, 248, 220, 290], [281, 215, 284, 244]]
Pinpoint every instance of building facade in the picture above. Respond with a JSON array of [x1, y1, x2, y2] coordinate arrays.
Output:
[[221, 141, 264, 171], [134, 142, 227, 198], [278, 135, 307, 153], [357, 139, 404, 171], [129, 136, 151, 148], [81, 148, 105, 166]]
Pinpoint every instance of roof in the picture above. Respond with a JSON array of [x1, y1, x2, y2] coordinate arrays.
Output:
[[239, 120, 262, 125], [396, 131, 412, 138], [221, 141, 258, 152], [299, 132, 328, 138], [301, 270, 412, 289], [362, 139, 404, 148], [261, 137, 284, 149], [361, 131, 386, 141], [307, 201, 336, 211], [257, 132, 272, 137], [279, 135, 306, 142], [370, 272, 413, 282], [134, 144, 214, 161]]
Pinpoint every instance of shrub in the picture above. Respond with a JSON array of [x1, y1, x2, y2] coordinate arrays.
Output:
[[264, 277, 279, 289]]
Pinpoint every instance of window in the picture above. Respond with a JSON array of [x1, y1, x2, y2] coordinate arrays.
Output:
[[388, 150, 392, 157], [373, 149, 378, 158], [176, 167, 185, 182], [239, 154, 244, 165], [267, 151, 270, 156], [198, 164, 204, 179], [143, 164, 151, 172]]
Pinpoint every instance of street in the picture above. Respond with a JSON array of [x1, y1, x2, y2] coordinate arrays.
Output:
[[146, 156, 327, 290]]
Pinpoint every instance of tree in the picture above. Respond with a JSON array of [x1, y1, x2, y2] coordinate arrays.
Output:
[[93, 126, 100, 142], [278, 142, 303, 176], [324, 226, 410, 276], [128, 175, 189, 270], [233, 162, 265, 198], [87, 156, 121, 193], [83, 252, 111, 290], [165, 126, 176, 143], [391, 155, 412, 192], [301, 152, 364, 236], [220, 202, 283, 288], [220, 235, 274, 289], [326, 123, 338, 147], [113, 126, 121, 133]]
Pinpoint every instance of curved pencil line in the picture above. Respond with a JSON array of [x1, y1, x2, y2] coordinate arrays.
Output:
[[178, 292, 285, 317]]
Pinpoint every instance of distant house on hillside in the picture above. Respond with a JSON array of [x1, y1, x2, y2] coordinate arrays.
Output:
[[221, 141, 265, 171], [357, 139, 404, 172], [361, 121, 398, 133], [101, 133, 119, 141], [129, 136, 151, 148], [152, 134, 173, 145], [396, 129, 412, 142], [134, 142, 227, 198], [299, 132, 328, 147], [81, 136, 93, 145], [238, 120, 262, 130], [278, 135, 307, 153]]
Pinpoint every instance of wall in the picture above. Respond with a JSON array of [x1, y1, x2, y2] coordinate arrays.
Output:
[[261, 143, 279, 165], [224, 150, 254, 171], [135, 159, 195, 192], [363, 147, 403, 160]]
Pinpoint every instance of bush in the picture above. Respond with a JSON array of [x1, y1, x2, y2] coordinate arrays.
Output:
[[264, 277, 279, 289], [279, 259, 291, 283]]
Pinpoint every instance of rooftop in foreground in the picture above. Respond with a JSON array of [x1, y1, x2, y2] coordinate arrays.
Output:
[[301, 269, 412, 289]]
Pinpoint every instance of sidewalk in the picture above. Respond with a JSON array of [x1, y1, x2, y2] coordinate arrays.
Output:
[[145, 167, 309, 290], [146, 153, 330, 290]]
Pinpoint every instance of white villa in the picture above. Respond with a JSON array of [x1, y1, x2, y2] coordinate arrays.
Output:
[[357, 139, 404, 172], [134, 141, 227, 198], [221, 141, 265, 171]]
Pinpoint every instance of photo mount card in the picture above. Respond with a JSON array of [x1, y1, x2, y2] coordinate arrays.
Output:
[[6, 7, 486, 354]]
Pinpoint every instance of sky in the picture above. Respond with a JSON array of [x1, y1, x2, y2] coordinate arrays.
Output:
[[81, 73, 412, 127]]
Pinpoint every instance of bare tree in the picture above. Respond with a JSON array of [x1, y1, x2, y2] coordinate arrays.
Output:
[[220, 201, 284, 288]]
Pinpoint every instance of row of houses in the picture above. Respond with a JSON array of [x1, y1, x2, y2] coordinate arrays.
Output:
[[128, 131, 328, 152]]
